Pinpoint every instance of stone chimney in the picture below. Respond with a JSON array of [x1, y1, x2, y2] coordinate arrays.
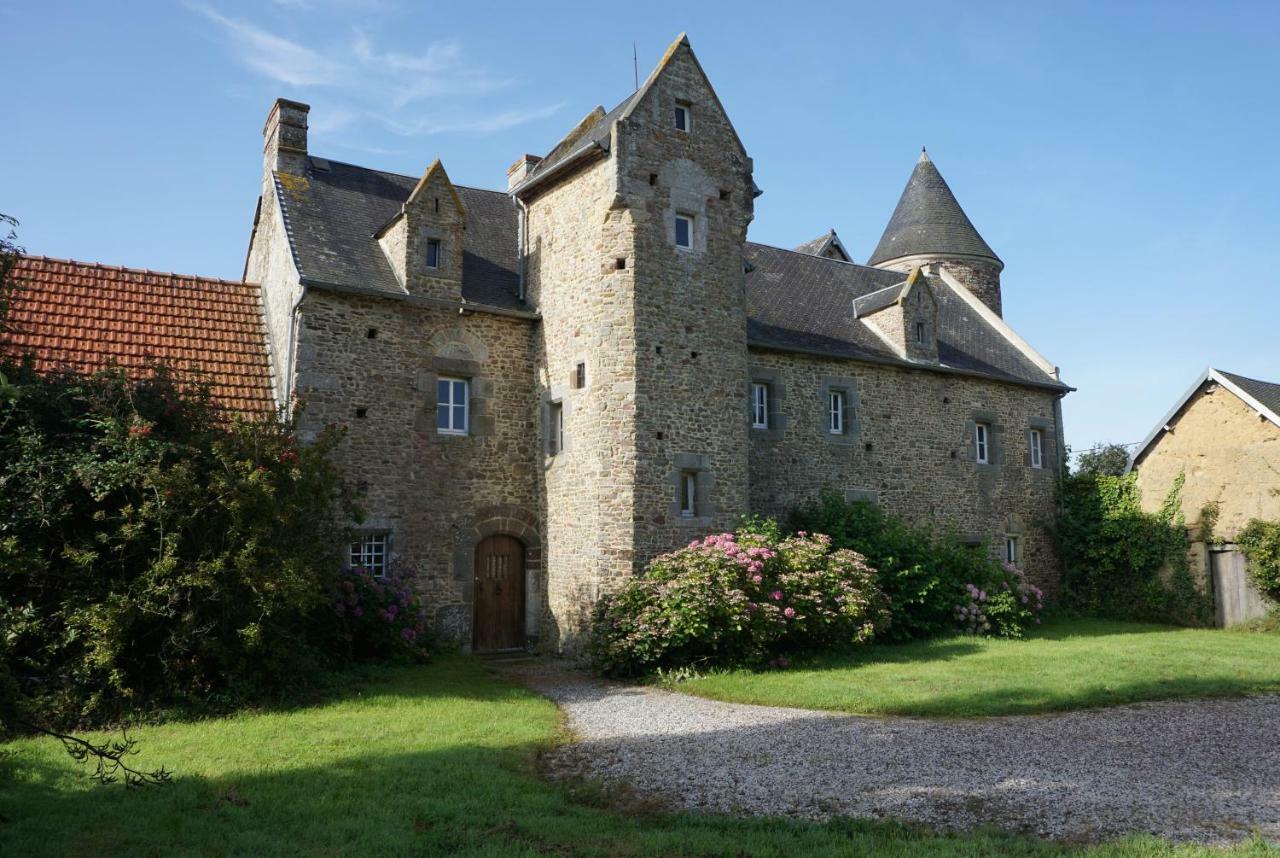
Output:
[[263, 98, 310, 179], [507, 154, 542, 191]]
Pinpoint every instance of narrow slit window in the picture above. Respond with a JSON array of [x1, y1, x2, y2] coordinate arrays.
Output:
[[751, 383, 769, 429], [425, 238, 441, 269], [975, 422, 990, 464], [915, 321, 926, 344], [679, 471, 697, 518], [436, 377, 469, 435], [574, 362, 586, 389], [1029, 429, 1044, 469], [829, 391, 845, 435], [674, 214, 693, 249], [674, 104, 689, 132], [1005, 536, 1019, 566], [350, 533, 389, 578], [548, 401, 564, 455]]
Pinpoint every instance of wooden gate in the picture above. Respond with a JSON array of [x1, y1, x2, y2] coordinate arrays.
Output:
[[1210, 546, 1271, 628], [473, 534, 525, 652]]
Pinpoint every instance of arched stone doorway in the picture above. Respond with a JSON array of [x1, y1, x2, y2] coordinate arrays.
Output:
[[472, 534, 526, 652]]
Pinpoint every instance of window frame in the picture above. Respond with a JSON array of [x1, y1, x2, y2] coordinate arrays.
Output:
[[350, 532, 389, 578], [674, 104, 690, 133], [915, 320, 926, 344], [828, 390, 845, 435], [975, 422, 990, 464], [674, 213, 694, 250], [436, 376, 469, 435], [1005, 535, 1019, 566], [425, 237, 441, 269], [679, 470, 697, 518], [1029, 428, 1044, 469], [548, 400, 564, 456], [751, 382, 769, 429]]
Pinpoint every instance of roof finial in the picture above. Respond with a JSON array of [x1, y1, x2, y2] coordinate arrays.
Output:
[[919, 146, 930, 163]]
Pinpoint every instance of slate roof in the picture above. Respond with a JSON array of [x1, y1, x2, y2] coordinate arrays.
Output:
[[1219, 370, 1280, 419], [745, 244, 1065, 389], [511, 94, 636, 195], [4, 255, 274, 416], [274, 157, 524, 310], [794, 229, 852, 262], [867, 151, 1001, 268]]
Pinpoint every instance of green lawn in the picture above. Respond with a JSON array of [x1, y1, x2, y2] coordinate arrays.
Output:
[[1, 655, 1275, 857], [670, 619, 1280, 717]]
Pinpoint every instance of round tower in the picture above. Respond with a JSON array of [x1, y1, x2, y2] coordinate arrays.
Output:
[[867, 149, 1004, 316]]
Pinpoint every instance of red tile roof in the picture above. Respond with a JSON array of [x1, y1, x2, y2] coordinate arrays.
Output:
[[4, 255, 275, 417]]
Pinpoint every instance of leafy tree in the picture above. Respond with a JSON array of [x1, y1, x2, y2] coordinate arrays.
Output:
[[1074, 443, 1132, 476]]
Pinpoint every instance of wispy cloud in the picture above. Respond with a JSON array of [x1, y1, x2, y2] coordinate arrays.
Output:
[[188, 4, 561, 142]]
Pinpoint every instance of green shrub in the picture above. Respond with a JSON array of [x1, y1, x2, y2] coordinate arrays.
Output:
[[789, 491, 1042, 641], [589, 527, 887, 677], [1238, 518, 1280, 602], [0, 361, 356, 726], [1054, 471, 1211, 626]]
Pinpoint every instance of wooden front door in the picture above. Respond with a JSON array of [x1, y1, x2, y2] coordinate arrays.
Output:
[[473, 534, 525, 652]]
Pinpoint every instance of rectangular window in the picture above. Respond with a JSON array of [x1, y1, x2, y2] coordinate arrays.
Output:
[[1005, 536, 1019, 566], [548, 401, 564, 456], [350, 533, 389, 578], [436, 377, 468, 435], [751, 382, 769, 429], [679, 471, 697, 517], [574, 362, 586, 390], [915, 321, 926, 344], [674, 213, 693, 249], [1030, 428, 1044, 469], [975, 422, 990, 464], [425, 238, 441, 269], [828, 390, 845, 434], [674, 104, 689, 132]]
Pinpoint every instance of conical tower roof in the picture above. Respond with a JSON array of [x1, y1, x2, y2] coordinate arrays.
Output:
[[867, 149, 1001, 269]]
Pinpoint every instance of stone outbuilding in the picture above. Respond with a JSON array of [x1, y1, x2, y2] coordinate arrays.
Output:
[[1129, 367, 1280, 624], [243, 33, 1073, 652]]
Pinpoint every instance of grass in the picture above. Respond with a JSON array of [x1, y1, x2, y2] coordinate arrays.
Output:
[[669, 619, 1280, 718], [1, 655, 1276, 856]]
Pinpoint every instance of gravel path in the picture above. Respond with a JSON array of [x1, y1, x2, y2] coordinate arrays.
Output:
[[506, 662, 1280, 844]]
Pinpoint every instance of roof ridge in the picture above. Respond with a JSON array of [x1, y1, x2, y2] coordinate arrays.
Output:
[[308, 155, 507, 196], [1216, 367, 1280, 387], [18, 254, 259, 289], [745, 240, 880, 272]]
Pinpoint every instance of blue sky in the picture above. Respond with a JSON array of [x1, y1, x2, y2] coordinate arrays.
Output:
[[2, 1, 1277, 456]]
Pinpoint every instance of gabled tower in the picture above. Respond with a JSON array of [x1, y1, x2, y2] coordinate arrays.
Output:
[[868, 149, 1004, 315]]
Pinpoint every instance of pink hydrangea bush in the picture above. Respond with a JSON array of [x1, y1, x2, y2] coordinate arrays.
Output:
[[954, 562, 1044, 638], [335, 564, 432, 661], [589, 526, 887, 676]]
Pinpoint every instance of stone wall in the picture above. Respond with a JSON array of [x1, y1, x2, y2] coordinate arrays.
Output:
[[746, 348, 1064, 595], [1134, 384, 1280, 540], [290, 289, 542, 643]]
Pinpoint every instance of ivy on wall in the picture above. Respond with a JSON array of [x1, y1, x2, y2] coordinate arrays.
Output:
[[1238, 519, 1280, 603]]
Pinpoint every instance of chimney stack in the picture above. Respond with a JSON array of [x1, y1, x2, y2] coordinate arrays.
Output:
[[263, 98, 310, 178], [507, 154, 542, 191]]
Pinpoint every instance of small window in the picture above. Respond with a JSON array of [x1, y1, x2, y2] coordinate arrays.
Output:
[[679, 471, 697, 518], [828, 391, 845, 435], [751, 382, 769, 429], [1029, 429, 1044, 469], [975, 422, 990, 464], [350, 533, 389, 578], [574, 362, 586, 390], [425, 238, 441, 269], [548, 401, 564, 455], [1005, 536, 1019, 566], [436, 377, 468, 435], [674, 104, 689, 132], [915, 321, 926, 344], [674, 214, 693, 250]]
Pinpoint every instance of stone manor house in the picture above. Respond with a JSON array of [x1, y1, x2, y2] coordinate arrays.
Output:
[[238, 34, 1072, 651]]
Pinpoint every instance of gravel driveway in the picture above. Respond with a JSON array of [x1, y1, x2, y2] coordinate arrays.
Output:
[[508, 663, 1280, 844]]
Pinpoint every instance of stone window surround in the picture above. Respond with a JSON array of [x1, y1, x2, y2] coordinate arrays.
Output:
[[819, 375, 862, 446], [418, 354, 496, 442], [1025, 416, 1055, 471], [349, 520, 395, 577], [412, 225, 452, 278], [747, 366, 787, 440], [666, 182, 710, 255], [667, 452, 716, 526], [965, 410, 1005, 468], [541, 382, 573, 462]]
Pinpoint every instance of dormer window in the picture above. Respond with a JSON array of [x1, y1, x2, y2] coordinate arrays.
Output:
[[425, 238, 441, 269], [674, 104, 689, 132], [674, 214, 693, 250]]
